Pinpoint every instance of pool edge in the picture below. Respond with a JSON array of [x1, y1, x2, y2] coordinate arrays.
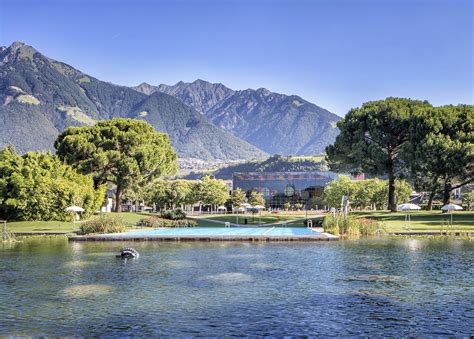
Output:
[[68, 233, 339, 242]]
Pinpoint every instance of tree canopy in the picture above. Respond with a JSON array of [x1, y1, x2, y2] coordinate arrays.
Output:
[[0, 146, 105, 221], [229, 188, 247, 208], [55, 118, 177, 211], [195, 176, 229, 209], [326, 97, 430, 211], [248, 191, 265, 207], [323, 176, 411, 210], [405, 104, 473, 206]]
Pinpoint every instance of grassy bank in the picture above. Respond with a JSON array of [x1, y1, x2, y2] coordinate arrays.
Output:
[[5, 212, 151, 234], [353, 211, 474, 233]]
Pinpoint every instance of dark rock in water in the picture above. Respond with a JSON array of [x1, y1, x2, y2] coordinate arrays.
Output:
[[117, 248, 139, 259]]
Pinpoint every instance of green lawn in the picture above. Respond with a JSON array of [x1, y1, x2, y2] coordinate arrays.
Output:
[[353, 210, 474, 233], [5, 220, 78, 234], [5, 212, 150, 234]]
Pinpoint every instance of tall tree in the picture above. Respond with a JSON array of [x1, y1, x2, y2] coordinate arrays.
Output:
[[55, 118, 177, 212], [196, 176, 229, 211], [326, 98, 430, 211], [229, 188, 247, 208], [248, 191, 265, 207], [406, 105, 473, 206]]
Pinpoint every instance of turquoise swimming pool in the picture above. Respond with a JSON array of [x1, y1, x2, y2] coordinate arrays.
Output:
[[120, 227, 319, 237]]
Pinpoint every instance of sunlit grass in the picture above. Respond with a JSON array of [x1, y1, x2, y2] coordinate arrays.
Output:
[[6, 212, 150, 234], [353, 210, 474, 233]]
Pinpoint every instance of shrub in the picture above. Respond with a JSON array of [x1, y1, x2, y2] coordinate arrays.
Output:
[[138, 216, 197, 228], [0, 147, 105, 221], [78, 215, 128, 235], [323, 214, 381, 237], [160, 209, 186, 220]]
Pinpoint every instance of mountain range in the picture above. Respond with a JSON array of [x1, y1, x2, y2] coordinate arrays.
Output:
[[134, 80, 340, 155], [1, 41, 340, 160]]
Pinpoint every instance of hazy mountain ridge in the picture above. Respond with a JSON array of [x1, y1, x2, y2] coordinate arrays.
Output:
[[0, 41, 266, 160], [135, 80, 341, 155]]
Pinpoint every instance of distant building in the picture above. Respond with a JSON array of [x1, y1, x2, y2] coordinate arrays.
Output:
[[233, 171, 339, 208]]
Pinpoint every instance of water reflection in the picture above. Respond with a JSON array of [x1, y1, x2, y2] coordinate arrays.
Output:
[[0, 238, 472, 336]]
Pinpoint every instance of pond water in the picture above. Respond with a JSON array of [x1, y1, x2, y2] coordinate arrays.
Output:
[[0, 238, 473, 336]]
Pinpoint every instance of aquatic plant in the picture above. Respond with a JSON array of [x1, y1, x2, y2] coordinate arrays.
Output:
[[323, 214, 381, 237], [78, 215, 128, 235]]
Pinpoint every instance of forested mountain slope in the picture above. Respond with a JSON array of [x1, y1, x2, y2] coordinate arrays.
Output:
[[0, 42, 266, 160]]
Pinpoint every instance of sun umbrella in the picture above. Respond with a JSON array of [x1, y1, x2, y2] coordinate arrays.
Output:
[[65, 206, 84, 223], [397, 203, 421, 211], [397, 203, 421, 229], [441, 203, 463, 211], [441, 203, 463, 225], [65, 206, 85, 212], [217, 205, 227, 211], [253, 205, 265, 210], [240, 203, 251, 208]]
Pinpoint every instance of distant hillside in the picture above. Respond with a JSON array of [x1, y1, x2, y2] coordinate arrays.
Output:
[[0, 41, 266, 160], [182, 155, 328, 180], [129, 92, 268, 160], [137, 80, 341, 155]]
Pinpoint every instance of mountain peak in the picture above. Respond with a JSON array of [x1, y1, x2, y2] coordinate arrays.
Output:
[[10, 41, 27, 49], [132, 82, 157, 95], [192, 79, 207, 85], [1, 41, 38, 63], [256, 88, 272, 96]]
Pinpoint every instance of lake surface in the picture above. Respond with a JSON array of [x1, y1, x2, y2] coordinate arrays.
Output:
[[0, 237, 473, 336]]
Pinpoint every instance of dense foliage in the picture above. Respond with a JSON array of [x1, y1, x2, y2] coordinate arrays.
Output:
[[194, 176, 229, 210], [323, 177, 411, 210], [78, 215, 128, 235], [0, 146, 105, 221], [405, 105, 473, 207], [146, 177, 229, 212], [248, 191, 265, 207], [229, 188, 247, 208], [160, 209, 187, 220], [138, 216, 197, 228], [326, 98, 473, 210], [55, 118, 178, 212], [147, 180, 197, 210]]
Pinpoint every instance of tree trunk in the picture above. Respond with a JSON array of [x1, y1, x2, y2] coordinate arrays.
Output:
[[388, 170, 397, 212], [426, 177, 440, 211], [114, 186, 123, 213], [427, 190, 436, 211], [442, 179, 452, 207]]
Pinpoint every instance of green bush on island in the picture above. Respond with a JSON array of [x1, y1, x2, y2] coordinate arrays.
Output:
[[78, 215, 128, 235], [137, 216, 197, 228], [323, 214, 381, 237], [0, 146, 105, 221]]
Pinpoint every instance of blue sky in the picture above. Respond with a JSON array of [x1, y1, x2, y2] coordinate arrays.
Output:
[[0, 0, 472, 115]]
